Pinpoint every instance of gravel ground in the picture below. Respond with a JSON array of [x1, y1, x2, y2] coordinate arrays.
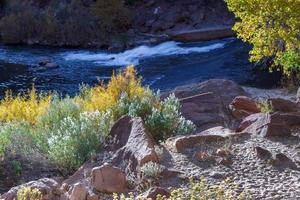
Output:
[[160, 131, 300, 200]]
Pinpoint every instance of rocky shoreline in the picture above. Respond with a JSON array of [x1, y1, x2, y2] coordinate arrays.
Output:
[[1, 79, 300, 200]]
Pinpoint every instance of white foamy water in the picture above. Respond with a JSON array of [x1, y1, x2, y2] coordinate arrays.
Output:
[[63, 41, 226, 66]]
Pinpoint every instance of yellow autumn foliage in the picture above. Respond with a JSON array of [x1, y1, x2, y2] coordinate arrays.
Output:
[[113, 178, 247, 200], [0, 87, 52, 124], [17, 187, 43, 200], [225, 0, 300, 75], [0, 66, 148, 124], [75, 65, 150, 114]]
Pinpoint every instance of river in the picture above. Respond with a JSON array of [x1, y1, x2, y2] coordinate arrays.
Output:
[[0, 38, 281, 97]]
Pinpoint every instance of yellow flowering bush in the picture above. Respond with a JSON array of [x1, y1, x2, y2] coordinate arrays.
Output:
[[113, 178, 247, 200], [0, 87, 52, 124], [75, 65, 150, 117], [17, 187, 43, 200]]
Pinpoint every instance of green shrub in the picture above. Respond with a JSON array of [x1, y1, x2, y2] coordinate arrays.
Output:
[[115, 90, 159, 119], [145, 94, 196, 141], [35, 97, 82, 153], [47, 111, 113, 171], [116, 92, 195, 141], [140, 161, 165, 178], [0, 126, 11, 159], [37, 97, 81, 130], [0, 122, 36, 159]]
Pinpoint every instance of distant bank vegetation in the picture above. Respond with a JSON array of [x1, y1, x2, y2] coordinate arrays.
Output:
[[0, 0, 134, 47]]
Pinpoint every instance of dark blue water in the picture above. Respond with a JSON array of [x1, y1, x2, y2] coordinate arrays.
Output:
[[0, 38, 280, 97]]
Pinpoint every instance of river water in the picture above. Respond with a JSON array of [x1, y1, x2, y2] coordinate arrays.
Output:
[[0, 38, 280, 97]]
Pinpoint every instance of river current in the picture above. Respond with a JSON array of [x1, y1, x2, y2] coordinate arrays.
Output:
[[0, 38, 280, 96]]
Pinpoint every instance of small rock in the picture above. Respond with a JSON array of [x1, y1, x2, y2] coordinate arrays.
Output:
[[161, 168, 182, 179], [87, 191, 98, 200], [268, 98, 300, 113], [69, 183, 88, 200], [45, 62, 59, 69], [38, 57, 51, 66], [141, 187, 171, 199], [271, 153, 297, 169], [195, 151, 214, 162], [216, 157, 233, 166], [254, 146, 272, 160], [229, 96, 260, 119], [238, 113, 291, 137], [271, 113, 300, 126], [209, 171, 226, 179], [91, 163, 127, 193], [216, 149, 231, 157]]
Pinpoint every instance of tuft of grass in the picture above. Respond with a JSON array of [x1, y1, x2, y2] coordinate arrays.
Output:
[[258, 100, 274, 113], [140, 161, 165, 179]]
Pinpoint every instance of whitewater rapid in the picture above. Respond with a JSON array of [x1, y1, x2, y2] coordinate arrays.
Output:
[[62, 41, 226, 66]]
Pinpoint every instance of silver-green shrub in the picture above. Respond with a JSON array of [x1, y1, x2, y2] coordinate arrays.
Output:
[[145, 94, 196, 141], [116, 92, 195, 141], [47, 110, 113, 171]]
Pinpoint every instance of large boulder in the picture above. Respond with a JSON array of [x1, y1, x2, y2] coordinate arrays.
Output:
[[62, 116, 159, 195], [238, 113, 291, 137], [91, 163, 127, 193], [106, 116, 159, 171], [1, 178, 61, 200], [170, 79, 247, 131]]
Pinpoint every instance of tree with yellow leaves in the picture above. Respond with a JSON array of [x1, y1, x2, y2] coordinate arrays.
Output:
[[225, 0, 300, 76]]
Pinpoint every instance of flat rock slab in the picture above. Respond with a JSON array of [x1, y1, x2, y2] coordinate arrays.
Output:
[[239, 113, 291, 137], [166, 126, 241, 153], [169, 27, 236, 42]]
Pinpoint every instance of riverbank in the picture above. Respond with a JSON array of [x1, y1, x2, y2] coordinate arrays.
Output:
[[1, 77, 300, 199], [0, 0, 234, 49]]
